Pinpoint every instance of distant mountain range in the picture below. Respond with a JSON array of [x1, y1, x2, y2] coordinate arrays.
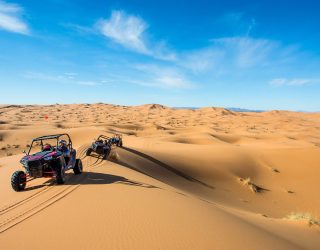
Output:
[[174, 107, 265, 112], [226, 107, 265, 112]]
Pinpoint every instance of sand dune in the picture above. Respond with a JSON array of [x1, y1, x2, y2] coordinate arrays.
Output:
[[0, 104, 319, 249]]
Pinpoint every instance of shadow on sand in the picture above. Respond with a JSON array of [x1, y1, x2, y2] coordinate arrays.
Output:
[[23, 171, 159, 192], [82, 171, 159, 189], [118, 147, 214, 190]]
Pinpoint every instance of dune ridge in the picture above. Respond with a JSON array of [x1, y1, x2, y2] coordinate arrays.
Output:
[[0, 103, 319, 249]]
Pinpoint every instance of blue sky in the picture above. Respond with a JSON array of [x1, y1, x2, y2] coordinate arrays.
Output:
[[0, 0, 320, 111]]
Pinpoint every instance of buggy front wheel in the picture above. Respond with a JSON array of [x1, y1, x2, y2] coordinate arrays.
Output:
[[73, 159, 83, 174], [56, 167, 65, 184], [11, 170, 27, 192]]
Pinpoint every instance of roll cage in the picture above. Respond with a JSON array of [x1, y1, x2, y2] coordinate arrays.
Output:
[[96, 134, 122, 142], [97, 135, 110, 141], [27, 134, 73, 155]]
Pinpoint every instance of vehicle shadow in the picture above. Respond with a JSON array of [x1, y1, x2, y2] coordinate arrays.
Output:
[[82, 154, 106, 168], [24, 179, 54, 191], [79, 171, 159, 189], [119, 147, 214, 190], [84, 154, 105, 160], [23, 171, 159, 192]]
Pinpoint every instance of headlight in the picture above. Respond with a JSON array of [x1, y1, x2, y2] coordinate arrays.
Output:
[[20, 159, 28, 168]]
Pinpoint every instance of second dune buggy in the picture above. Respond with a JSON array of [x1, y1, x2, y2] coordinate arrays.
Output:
[[86, 135, 112, 159], [86, 134, 123, 159]]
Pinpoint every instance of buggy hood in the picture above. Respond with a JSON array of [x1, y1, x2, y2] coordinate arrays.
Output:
[[21, 150, 61, 162]]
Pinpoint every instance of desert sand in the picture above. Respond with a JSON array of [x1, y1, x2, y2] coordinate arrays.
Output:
[[0, 103, 319, 249]]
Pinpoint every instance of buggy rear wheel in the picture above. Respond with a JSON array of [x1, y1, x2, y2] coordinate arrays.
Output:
[[103, 148, 111, 160], [86, 148, 92, 156], [73, 159, 83, 174], [11, 170, 26, 192]]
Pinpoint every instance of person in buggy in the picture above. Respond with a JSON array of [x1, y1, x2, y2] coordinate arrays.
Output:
[[93, 137, 109, 147], [109, 134, 119, 144], [58, 140, 70, 157], [42, 143, 53, 152], [109, 134, 122, 147]]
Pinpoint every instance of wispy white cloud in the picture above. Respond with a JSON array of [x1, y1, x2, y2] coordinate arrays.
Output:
[[269, 78, 316, 86], [62, 23, 96, 35], [77, 81, 99, 86], [96, 10, 176, 61], [210, 37, 280, 68], [131, 64, 195, 89], [178, 48, 223, 73], [153, 76, 193, 88], [178, 36, 292, 74], [96, 10, 148, 54], [246, 18, 256, 37], [219, 12, 257, 37], [23, 72, 102, 86], [0, 1, 29, 34], [72, 9, 316, 90], [78, 10, 296, 77], [64, 72, 78, 79]]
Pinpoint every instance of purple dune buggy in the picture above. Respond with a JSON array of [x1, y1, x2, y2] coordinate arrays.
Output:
[[11, 134, 83, 192]]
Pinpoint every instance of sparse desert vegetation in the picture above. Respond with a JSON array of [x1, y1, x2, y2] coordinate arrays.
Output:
[[55, 123, 65, 129], [286, 213, 320, 227], [238, 177, 266, 193]]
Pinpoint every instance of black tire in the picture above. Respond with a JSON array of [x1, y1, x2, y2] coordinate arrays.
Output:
[[56, 166, 65, 184], [73, 159, 83, 174], [11, 170, 26, 192], [103, 148, 111, 160], [86, 148, 93, 156]]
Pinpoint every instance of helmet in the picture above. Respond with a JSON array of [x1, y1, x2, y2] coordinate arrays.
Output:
[[59, 140, 67, 146], [43, 144, 52, 151]]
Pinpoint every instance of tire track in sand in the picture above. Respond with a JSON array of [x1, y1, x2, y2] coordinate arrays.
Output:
[[0, 144, 100, 233], [0, 183, 81, 233], [0, 144, 102, 218], [0, 185, 54, 215]]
